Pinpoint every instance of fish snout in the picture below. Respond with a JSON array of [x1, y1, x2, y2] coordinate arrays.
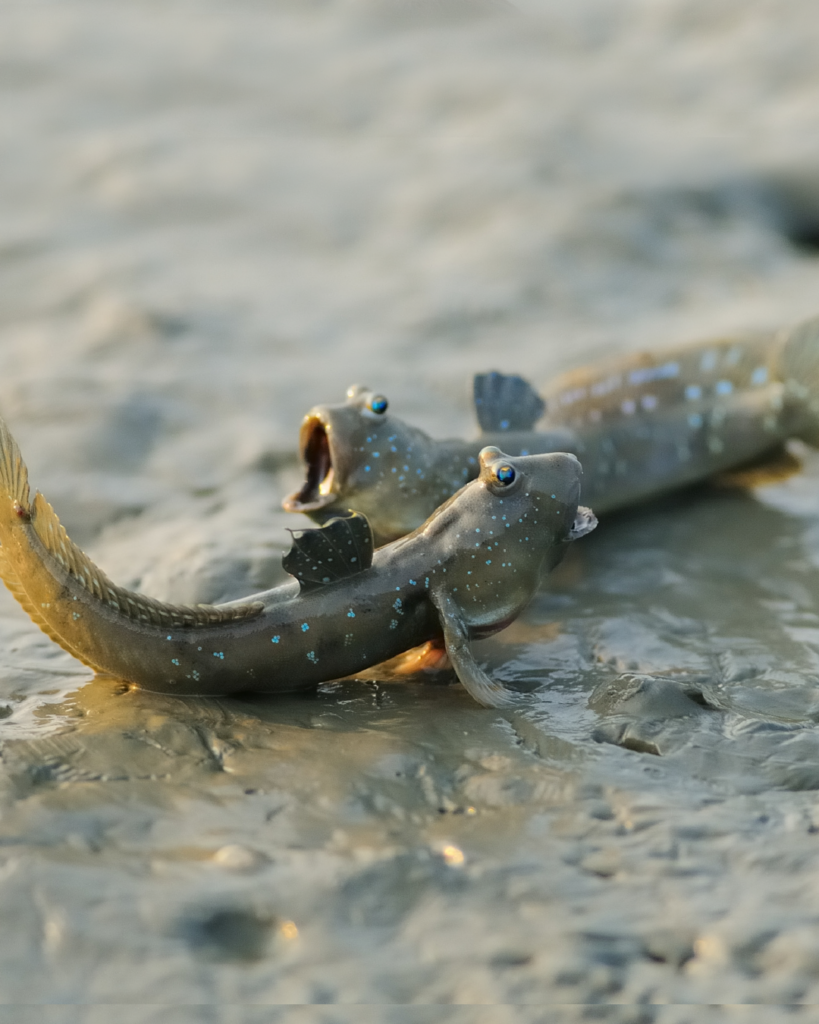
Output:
[[540, 451, 583, 507]]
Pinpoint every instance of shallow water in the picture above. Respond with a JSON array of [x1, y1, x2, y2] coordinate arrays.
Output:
[[2, 0, 819, 1014]]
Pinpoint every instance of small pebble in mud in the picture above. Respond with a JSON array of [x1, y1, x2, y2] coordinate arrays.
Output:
[[438, 843, 466, 867], [212, 844, 266, 872]]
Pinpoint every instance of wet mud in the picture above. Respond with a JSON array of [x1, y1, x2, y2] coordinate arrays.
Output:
[[2, 0, 819, 1015]]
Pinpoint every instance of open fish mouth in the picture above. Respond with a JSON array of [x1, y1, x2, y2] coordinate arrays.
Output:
[[282, 415, 339, 513]]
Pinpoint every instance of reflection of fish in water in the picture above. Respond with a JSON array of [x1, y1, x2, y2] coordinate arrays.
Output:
[[0, 416, 595, 707], [284, 316, 819, 545]]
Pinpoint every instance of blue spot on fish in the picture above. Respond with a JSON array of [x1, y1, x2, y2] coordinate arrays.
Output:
[[685, 384, 702, 401], [172, 658, 179, 666], [271, 635, 281, 643], [213, 652, 225, 659], [301, 623, 310, 632], [688, 413, 703, 428], [307, 651, 318, 664], [715, 380, 733, 396], [751, 366, 768, 386], [347, 609, 355, 618], [364, 466, 371, 472], [628, 362, 679, 385]]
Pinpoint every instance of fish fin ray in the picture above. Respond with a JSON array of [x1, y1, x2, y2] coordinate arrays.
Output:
[[283, 511, 374, 590], [473, 371, 545, 433], [430, 590, 522, 708], [0, 417, 31, 514]]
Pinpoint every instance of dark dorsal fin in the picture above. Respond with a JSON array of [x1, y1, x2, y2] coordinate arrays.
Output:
[[473, 371, 545, 433], [283, 511, 374, 590]]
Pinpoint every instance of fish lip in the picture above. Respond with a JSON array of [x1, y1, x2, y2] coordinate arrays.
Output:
[[282, 413, 340, 513]]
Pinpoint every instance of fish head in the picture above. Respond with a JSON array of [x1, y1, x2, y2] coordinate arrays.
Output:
[[421, 446, 595, 635], [282, 384, 442, 544]]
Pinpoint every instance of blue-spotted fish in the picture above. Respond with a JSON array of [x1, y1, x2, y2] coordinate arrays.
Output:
[[0, 415, 595, 707], [284, 316, 819, 544]]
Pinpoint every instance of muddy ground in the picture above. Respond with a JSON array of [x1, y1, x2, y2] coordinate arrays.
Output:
[[2, 0, 819, 1016]]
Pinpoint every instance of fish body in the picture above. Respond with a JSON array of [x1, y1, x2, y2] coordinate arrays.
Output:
[[285, 317, 819, 544], [542, 328, 799, 511], [0, 418, 593, 707]]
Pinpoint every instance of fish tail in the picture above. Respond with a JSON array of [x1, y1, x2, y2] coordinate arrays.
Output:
[[778, 316, 819, 445], [0, 419, 96, 664], [0, 416, 32, 521]]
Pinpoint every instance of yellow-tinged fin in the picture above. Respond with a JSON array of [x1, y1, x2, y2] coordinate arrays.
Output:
[[0, 548, 103, 669], [0, 414, 263, 632], [0, 416, 31, 515], [713, 445, 803, 489]]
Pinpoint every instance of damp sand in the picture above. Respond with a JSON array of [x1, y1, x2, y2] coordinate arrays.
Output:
[[1, 0, 819, 1015]]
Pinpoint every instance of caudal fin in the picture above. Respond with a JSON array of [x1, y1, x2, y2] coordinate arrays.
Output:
[[0, 417, 31, 518], [778, 316, 819, 446]]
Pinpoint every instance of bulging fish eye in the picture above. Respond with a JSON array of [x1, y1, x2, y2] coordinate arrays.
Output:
[[494, 464, 516, 486], [369, 395, 388, 415]]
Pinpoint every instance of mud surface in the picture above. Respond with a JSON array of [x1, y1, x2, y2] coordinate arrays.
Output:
[[2, 0, 819, 1015]]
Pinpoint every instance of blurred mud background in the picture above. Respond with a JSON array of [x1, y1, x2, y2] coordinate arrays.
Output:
[[2, 0, 819, 1017]]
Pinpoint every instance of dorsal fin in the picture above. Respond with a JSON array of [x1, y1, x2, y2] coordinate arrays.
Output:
[[473, 372, 545, 433], [28, 491, 264, 630], [283, 511, 373, 590]]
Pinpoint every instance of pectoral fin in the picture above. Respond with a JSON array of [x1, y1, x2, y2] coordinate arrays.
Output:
[[473, 372, 546, 433], [283, 510, 374, 590], [430, 590, 521, 708], [569, 506, 597, 540]]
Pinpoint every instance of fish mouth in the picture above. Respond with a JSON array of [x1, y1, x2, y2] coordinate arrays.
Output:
[[282, 414, 339, 513]]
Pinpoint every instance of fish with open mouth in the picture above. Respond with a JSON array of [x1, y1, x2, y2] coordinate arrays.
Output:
[[0, 415, 595, 707], [284, 316, 819, 545]]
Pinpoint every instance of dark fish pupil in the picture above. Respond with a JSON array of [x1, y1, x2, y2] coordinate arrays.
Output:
[[370, 396, 388, 414], [496, 465, 515, 485]]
